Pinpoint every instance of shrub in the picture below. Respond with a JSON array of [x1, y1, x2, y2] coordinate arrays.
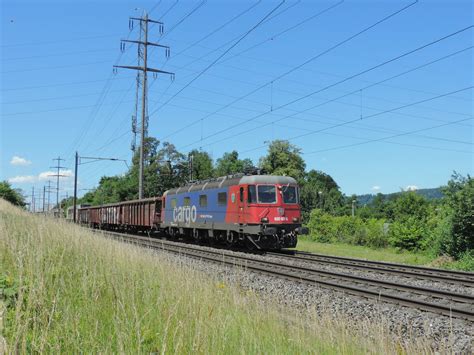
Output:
[[388, 217, 428, 251], [307, 209, 386, 248]]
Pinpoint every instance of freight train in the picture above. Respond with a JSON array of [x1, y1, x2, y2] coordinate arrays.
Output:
[[77, 173, 307, 250]]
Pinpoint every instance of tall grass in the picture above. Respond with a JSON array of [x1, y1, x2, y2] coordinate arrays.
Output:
[[0, 200, 434, 353]]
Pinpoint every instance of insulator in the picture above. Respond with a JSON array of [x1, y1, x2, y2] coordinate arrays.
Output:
[[160, 24, 164, 34], [113, 68, 118, 75], [171, 73, 175, 82], [129, 19, 133, 31], [166, 47, 170, 58], [153, 72, 157, 80]]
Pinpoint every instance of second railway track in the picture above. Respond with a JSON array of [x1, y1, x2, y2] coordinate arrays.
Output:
[[267, 250, 474, 286], [95, 230, 474, 322]]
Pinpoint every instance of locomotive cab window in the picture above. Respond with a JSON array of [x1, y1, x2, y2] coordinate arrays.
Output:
[[199, 194, 207, 207], [248, 185, 257, 204], [217, 192, 227, 206], [184, 197, 190, 206], [239, 187, 244, 202], [282, 185, 298, 204], [257, 185, 276, 204], [171, 198, 177, 208]]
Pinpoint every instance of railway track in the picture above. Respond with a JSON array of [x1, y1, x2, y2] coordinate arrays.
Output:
[[267, 250, 474, 286], [96, 230, 474, 321]]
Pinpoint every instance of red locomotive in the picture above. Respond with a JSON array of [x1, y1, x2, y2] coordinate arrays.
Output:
[[78, 174, 307, 250]]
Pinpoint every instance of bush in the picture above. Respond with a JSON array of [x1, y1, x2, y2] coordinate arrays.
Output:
[[307, 209, 387, 248], [388, 217, 428, 251]]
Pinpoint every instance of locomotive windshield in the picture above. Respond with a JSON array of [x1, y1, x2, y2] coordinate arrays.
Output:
[[248, 185, 257, 203], [257, 185, 276, 203], [282, 185, 297, 204]]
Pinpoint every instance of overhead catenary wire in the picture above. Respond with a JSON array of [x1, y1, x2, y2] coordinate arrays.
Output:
[[303, 117, 473, 155], [77, 1, 211, 158], [150, 0, 308, 116], [90, 41, 471, 160], [149, 44, 472, 122], [159, 0, 419, 142], [150, 0, 286, 113], [237, 86, 474, 154], [180, 25, 473, 150]]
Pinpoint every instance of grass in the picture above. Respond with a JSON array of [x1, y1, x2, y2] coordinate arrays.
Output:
[[297, 236, 474, 271], [296, 237, 434, 265], [0, 199, 436, 353]]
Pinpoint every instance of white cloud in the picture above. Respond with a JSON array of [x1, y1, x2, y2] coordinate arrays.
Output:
[[10, 156, 31, 166], [8, 175, 36, 183], [405, 185, 418, 191], [8, 170, 73, 184], [38, 169, 73, 181], [371, 185, 381, 192]]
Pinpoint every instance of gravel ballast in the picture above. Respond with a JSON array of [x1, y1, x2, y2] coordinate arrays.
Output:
[[147, 243, 473, 353]]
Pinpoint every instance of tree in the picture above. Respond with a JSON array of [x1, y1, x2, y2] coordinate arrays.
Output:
[[189, 149, 214, 181], [442, 173, 474, 258], [214, 151, 253, 177], [0, 181, 25, 207], [259, 140, 306, 180], [299, 170, 344, 218]]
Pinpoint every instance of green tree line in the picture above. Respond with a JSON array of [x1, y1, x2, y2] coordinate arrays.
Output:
[[4, 138, 468, 262]]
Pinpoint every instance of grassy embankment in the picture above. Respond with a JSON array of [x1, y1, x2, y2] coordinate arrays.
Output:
[[296, 236, 473, 271], [0, 199, 434, 353]]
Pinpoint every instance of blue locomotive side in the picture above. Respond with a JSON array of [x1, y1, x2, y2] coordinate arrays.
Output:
[[162, 187, 229, 226]]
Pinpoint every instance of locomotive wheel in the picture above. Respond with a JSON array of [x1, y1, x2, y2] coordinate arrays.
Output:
[[225, 232, 235, 247]]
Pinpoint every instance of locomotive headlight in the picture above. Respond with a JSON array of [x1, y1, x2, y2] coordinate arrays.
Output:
[[261, 217, 269, 223], [292, 217, 299, 223]]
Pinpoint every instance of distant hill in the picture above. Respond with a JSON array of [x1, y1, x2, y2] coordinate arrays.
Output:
[[357, 187, 443, 205]]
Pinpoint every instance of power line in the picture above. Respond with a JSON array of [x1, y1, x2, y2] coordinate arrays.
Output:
[[2, 100, 134, 117], [238, 86, 474, 154], [1, 48, 116, 61], [0, 76, 134, 92], [159, 0, 419, 141], [1, 33, 123, 48], [164, 1, 207, 36], [0, 59, 113, 74], [303, 117, 473, 155], [153, 0, 286, 113], [1, 88, 132, 105], [49, 157, 67, 213], [172, 1, 263, 57], [149, 0, 302, 112], [219, 0, 345, 65], [181, 25, 472, 150], [149, 44, 472, 123], [114, 13, 174, 199], [65, 1, 204, 163]]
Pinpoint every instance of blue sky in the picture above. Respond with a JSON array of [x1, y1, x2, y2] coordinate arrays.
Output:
[[1, 0, 472, 204]]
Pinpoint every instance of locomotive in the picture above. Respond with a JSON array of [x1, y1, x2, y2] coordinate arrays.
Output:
[[78, 173, 307, 250]]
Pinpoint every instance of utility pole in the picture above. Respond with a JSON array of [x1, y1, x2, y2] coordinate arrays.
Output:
[[73, 152, 79, 222], [43, 186, 46, 212], [114, 12, 174, 199], [31, 186, 35, 212], [46, 180, 53, 212], [50, 157, 66, 216], [73, 153, 128, 222], [188, 153, 194, 182]]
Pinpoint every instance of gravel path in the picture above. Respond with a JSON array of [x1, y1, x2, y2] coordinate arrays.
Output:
[[149, 244, 473, 353]]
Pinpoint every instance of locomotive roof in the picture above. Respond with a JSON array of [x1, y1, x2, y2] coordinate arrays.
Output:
[[163, 174, 297, 196]]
